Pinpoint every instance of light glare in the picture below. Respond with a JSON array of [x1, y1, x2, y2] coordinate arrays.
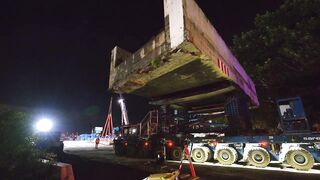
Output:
[[118, 98, 124, 104], [36, 118, 53, 132]]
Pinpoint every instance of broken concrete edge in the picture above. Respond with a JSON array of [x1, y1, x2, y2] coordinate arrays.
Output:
[[109, 30, 169, 90], [108, 0, 259, 106], [150, 86, 236, 106], [181, 0, 258, 106], [110, 41, 230, 96]]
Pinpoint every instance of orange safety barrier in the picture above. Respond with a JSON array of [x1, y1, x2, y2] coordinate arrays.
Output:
[[56, 162, 75, 180], [178, 144, 196, 178]]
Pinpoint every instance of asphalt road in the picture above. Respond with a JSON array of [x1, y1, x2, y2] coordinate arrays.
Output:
[[62, 141, 320, 180]]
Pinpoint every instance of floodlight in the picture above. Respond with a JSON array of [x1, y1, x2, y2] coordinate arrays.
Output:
[[35, 118, 53, 132]]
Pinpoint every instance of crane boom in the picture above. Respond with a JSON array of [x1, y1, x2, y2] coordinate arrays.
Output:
[[118, 94, 129, 125]]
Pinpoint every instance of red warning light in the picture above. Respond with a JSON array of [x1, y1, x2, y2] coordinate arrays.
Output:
[[260, 141, 269, 148], [144, 141, 149, 147], [124, 141, 128, 146], [166, 140, 174, 148]]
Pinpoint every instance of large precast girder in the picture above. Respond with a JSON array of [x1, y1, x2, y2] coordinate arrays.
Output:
[[108, 0, 259, 107]]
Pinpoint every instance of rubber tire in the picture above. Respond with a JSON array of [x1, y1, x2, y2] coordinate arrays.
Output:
[[216, 147, 238, 165], [138, 144, 151, 158], [204, 147, 213, 162], [113, 143, 124, 156], [191, 148, 209, 163], [127, 144, 137, 157], [171, 147, 183, 160], [247, 147, 270, 168], [286, 147, 314, 171]]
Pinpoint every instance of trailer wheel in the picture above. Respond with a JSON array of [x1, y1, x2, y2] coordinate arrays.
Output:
[[171, 147, 183, 160], [286, 147, 314, 171], [114, 146, 120, 155], [127, 144, 137, 157], [216, 147, 238, 165], [138, 147, 151, 158], [192, 148, 209, 163], [247, 147, 270, 168], [113, 143, 124, 156], [204, 147, 212, 161]]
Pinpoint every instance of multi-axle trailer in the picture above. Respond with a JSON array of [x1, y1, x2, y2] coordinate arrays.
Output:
[[185, 97, 320, 171], [114, 97, 320, 171], [190, 133, 320, 171]]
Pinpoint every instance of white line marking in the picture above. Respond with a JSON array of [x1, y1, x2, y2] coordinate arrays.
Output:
[[166, 160, 320, 174]]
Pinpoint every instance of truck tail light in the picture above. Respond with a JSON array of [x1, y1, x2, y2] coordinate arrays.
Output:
[[144, 141, 149, 147], [166, 140, 174, 148]]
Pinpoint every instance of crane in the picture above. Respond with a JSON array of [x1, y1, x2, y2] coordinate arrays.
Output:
[[118, 94, 129, 126]]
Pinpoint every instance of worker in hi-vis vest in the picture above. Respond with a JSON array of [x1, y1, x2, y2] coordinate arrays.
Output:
[[95, 136, 100, 149]]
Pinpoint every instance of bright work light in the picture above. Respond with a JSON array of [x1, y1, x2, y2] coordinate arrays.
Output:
[[36, 118, 53, 132], [118, 98, 124, 104]]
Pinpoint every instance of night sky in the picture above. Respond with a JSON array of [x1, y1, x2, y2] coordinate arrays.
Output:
[[0, 0, 283, 133]]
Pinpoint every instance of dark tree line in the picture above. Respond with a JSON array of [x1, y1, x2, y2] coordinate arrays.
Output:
[[0, 111, 57, 179], [232, 0, 320, 130]]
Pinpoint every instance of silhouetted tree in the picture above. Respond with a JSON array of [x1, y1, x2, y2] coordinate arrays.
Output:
[[0, 111, 56, 179], [232, 0, 320, 129]]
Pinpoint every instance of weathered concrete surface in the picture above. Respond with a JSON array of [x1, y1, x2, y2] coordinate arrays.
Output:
[[108, 0, 259, 107]]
